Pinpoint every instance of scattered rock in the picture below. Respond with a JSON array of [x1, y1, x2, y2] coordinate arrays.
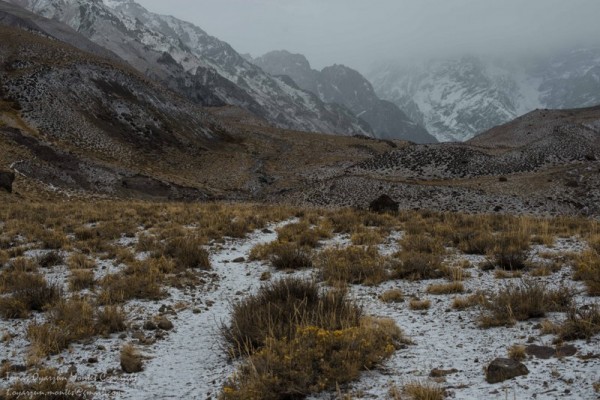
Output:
[[430, 368, 459, 377], [526, 345, 555, 359], [0, 170, 15, 193], [369, 194, 399, 213], [260, 271, 272, 281], [155, 316, 174, 331], [555, 344, 577, 358], [120, 345, 143, 373], [485, 358, 529, 383], [143, 320, 157, 331], [526, 344, 577, 359]]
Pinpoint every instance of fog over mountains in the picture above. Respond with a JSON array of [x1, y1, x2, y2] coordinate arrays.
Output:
[[369, 49, 600, 141]]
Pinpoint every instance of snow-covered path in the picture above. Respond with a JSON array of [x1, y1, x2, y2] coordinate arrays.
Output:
[[119, 226, 281, 399]]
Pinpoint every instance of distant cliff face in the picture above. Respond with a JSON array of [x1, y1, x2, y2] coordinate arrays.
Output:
[[369, 49, 600, 142], [6, 0, 373, 137], [253, 50, 436, 143]]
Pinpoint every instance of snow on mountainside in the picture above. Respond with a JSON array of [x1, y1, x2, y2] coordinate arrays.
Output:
[[252, 50, 436, 143], [6, 0, 372, 136], [370, 50, 600, 142]]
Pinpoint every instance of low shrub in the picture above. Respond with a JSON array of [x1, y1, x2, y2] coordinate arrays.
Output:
[[221, 317, 405, 400], [223, 278, 362, 357]]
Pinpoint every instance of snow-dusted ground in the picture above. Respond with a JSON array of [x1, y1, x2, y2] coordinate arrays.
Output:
[[1, 224, 599, 399]]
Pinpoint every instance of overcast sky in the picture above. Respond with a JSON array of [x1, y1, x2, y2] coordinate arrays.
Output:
[[135, 0, 600, 74]]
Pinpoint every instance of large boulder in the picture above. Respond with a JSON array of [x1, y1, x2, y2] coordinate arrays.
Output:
[[369, 194, 399, 213], [0, 170, 15, 193], [485, 358, 529, 383]]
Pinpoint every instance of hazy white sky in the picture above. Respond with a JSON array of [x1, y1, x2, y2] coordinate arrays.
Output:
[[135, 0, 600, 74]]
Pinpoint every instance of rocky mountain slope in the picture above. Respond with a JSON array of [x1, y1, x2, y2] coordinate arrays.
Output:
[[252, 50, 436, 143], [370, 50, 600, 142], [6, 0, 372, 136], [0, 20, 228, 199], [1, 1, 600, 218]]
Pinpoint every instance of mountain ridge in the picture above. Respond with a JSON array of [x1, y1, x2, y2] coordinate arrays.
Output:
[[370, 51, 600, 142], [252, 50, 437, 143], [6, 0, 373, 137]]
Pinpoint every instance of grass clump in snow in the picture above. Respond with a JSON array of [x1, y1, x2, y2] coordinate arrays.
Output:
[[0, 270, 61, 319], [318, 246, 388, 286], [554, 305, 600, 342], [479, 280, 573, 328], [402, 381, 445, 400], [392, 251, 444, 281], [573, 251, 600, 296]]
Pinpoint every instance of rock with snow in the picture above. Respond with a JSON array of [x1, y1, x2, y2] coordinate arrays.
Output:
[[485, 358, 529, 384]]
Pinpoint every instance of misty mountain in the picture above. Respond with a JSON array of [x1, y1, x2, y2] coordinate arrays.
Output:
[[370, 49, 600, 142], [252, 50, 436, 143], [6, 0, 372, 137]]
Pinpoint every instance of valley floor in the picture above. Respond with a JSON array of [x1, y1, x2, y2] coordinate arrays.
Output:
[[0, 200, 599, 399]]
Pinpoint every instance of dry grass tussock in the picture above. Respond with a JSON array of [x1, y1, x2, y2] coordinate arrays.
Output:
[[27, 297, 127, 356], [574, 250, 600, 296], [0, 270, 61, 319], [318, 246, 388, 286], [479, 280, 574, 327], [554, 305, 600, 342], [402, 381, 445, 400]]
